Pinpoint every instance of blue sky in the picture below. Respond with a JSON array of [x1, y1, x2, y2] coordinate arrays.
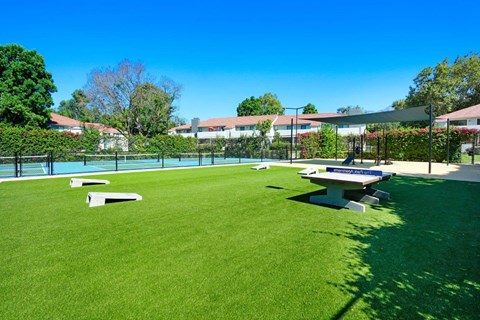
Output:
[[2, 0, 479, 121]]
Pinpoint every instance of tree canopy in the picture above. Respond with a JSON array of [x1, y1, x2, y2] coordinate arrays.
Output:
[[237, 92, 284, 116], [337, 105, 364, 115], [0, 44, 57, 128], [85, 60, 181, 141], [394, 53, 480, 117], [57, 90, 96, 122], [303, 103, 317, 114]]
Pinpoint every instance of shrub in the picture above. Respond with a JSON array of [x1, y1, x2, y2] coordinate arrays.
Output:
[[366, 127, 478, 162], [298, 126, 338, 159]]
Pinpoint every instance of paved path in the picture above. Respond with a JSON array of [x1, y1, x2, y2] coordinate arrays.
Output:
[[273, 159, 480, 183]]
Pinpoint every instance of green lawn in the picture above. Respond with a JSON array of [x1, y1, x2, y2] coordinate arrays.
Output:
[[1, 165, 479, 319]]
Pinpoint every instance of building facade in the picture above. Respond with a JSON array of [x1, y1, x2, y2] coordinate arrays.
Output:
[[169, 113, 366, 141], [49, 113, 128, 151]]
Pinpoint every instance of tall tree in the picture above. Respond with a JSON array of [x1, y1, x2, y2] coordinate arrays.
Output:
[[255, 119, 272, 148], [0, 44, 57, 128], [337, 105, 364, 115], [57, 89, 91, 121], [303, 103, 318, 114], [395, 53, 480, 116], [237, 93, 284, 116], [130, 82, 171, 137], [260, 92, 284, 115], [237, 96, 262, 116], [85, 60, 181, 141]]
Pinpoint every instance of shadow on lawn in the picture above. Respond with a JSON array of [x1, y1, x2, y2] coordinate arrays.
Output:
[[332, 176, 480, 320]]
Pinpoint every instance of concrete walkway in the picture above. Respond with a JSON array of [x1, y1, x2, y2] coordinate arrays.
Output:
[[273, 159, 480, 183]]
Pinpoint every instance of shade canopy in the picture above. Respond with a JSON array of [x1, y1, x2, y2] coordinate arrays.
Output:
[[313, 106, 430, 125]]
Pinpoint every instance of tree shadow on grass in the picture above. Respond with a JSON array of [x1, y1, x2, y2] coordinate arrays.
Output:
[[332, 176, 480, 319]]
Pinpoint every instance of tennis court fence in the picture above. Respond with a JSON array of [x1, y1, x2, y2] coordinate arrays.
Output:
[[0, 147, 290, 178]]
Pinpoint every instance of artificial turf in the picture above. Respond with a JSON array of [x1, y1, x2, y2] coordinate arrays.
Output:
[[0, 165, 479, 319]]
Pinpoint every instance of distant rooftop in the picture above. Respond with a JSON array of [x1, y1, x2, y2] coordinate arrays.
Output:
[[170, 113, 341, 131], [436, 104, 480, 120], [50, 113, 120, 134]]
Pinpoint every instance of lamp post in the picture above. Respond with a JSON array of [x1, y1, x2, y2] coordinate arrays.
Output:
[[285, 106, 305, 160]]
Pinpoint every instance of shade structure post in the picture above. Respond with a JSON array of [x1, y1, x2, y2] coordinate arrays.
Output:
[[352, 137, 356, 165], [376, 135, 380, 165], [472, 135, 476, 165], [295, 109, 298, 159], [290, 118, 293, 164], [446, 118, 450, 166], [428, 104, 433, 174], [384, 132, 388, 165], [360, 133, 364, 164], [335, 126, 338, 160]]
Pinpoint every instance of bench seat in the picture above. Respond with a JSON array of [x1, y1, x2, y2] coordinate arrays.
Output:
[[70, 178, 110, 188], [86, 192, 142, 207]]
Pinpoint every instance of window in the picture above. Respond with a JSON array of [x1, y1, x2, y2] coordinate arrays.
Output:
[[239, 126, 245, 131], [300, 125, 310, 129], [450, 120, 467, 126], [286, 125, 292, 130], [477, 119, 480, 125], [249, 126, 255, 130]]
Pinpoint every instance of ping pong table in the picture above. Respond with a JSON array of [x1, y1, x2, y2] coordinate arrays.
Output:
[[301, 167, 395, 213]]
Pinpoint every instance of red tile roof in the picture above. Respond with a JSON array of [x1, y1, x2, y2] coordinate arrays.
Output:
[[50, 112, 82, 127], [50, 113, 120, 134], [436, 104, 480, 120], [170, 113, 343, 131]]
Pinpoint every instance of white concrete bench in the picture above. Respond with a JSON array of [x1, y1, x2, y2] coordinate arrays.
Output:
[[86, 192, 142, 207], [251, 164, 269, 170], [297, 168, 318, 175], [70, 178, 110, 188]]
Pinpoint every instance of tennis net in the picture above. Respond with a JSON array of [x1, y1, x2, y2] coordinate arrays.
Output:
[[84, 153, 161, 166]]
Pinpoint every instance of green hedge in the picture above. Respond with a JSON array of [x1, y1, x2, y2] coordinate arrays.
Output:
[[366, 127, 477, 162], [297, 126, 477, 162], [146, 135, 198, 154], [298, 126, 337, 159], [0, 125, 100, 155]]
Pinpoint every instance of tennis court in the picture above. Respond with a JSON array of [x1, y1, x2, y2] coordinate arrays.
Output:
[[0, 152, 280, 178]]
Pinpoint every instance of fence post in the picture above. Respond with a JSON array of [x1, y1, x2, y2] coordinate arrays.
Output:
[[211, 149, 214, 165], [50, 151, 54, 175], [115, 152, 118, 171], [14, 152, 19, 178], [472, 135, 476, 165], [19, 152, 23, 177]]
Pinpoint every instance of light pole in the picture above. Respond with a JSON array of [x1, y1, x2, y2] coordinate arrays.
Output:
[[285, 106, 305, 159]]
